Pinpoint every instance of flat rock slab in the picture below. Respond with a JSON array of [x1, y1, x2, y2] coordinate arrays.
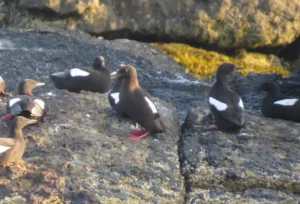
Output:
[[180, 107, 300, 203], [0, 29, 185, 203]]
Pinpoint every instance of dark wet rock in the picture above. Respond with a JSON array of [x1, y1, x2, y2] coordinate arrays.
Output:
[[180, 107, 300, 203], [1, 0, 300, 49]]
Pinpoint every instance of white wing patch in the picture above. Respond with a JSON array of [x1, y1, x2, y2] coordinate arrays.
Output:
[[70, 68, 90, 77], [209, 97, 228, 111], [238, 99, 244, 109], [9, 98, 21, 107], [0, 145, 11, 154], [51, 71, 65, 77], [274, 99, 298, 106], [34, 99, 45, 110], [145, 97, 157, 113], [0, 76, 3, 81], [110, 92, 120, 104]]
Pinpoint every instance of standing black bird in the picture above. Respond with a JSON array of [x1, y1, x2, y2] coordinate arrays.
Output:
[[2, 79, 46, 122], [110, 65, 165, 141], [50, 56, 111, 93], [208, 63, 245, 131], [261, 82, 300, 122]]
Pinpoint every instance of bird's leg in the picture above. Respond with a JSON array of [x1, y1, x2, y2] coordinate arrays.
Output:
[[129, 131, 150, 141], [2, 113, 15, 121]]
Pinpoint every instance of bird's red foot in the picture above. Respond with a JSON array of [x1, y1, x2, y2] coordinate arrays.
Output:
[[130, 129, 147, 135], [2, 113, 15, 121], [129, 130, 150, 141]]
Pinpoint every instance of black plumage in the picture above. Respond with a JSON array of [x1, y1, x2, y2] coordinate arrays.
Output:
[[261, 82, 300, 122], [208, 63, 245, 131], [108, 77, 124, 115], [111, 65, 165, 140], [49, 56, 111, 93]]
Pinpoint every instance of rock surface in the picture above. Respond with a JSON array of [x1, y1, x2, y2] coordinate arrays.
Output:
[[0, 28, 300, 203], [180, 108, 300, 203], [0, 29, 198, 203], [1, 0, 300, 49]]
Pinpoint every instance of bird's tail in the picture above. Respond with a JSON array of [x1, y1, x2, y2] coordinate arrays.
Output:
[[153, 113, 166, 133], [49, 73, 66, 89]]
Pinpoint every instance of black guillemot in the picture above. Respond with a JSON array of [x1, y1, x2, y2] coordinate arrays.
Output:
[[110, 65, 165, 141], [208, 63, 245, 131], [261, 82, 300, 122], [50, 56, 111, 93]]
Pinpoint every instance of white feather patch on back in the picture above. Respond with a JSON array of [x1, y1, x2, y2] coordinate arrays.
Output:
[[110, 92, 120, 104], [0, 145, 11, 154], [34, 99, 45, 109], [145, 97, 157, 113], [9, 98, 21, 107], [51, 72, 65, 77], [70, 68, 90, 77], [209, 97, 228, 111], [0, 76, 3, 81], [274, 99, 298, 106], [239, 99, 244, 109]]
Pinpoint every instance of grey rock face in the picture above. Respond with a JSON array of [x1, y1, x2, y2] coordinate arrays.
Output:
[[0, 28, 300, 203], [0, 29, 191, 203], [1, 0, 300, 49]]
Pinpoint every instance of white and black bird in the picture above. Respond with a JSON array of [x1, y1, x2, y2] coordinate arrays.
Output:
[[208, 63, 245, 131], [108, 76, 124, 115], [261, 82, 300, 122], [2, 79, 46, 123], [110, 65, 165, 141], [50, 56, 111, 93]]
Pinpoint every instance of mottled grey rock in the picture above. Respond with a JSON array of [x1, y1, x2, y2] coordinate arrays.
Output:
[[180, 107, 300, 203], [0, 29, 188, 203], [1, 0, 300, 49]]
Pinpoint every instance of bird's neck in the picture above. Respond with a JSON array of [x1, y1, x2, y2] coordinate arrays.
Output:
[[9, 126, 23, 140], [216, 75, 229, 88], [19, 88, 33, 96], [267, 92, 280, 97], [123, 76, 139, 91]]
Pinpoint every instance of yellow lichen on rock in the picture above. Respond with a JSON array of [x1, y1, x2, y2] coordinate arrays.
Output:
[[151, 43, 290, 79]]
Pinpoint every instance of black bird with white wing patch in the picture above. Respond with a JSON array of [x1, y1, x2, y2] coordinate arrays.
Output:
[[208, 63, 245, 131], [261, 82, 300, 122], [110, 65, 165, 141], [2, 79, 46, 123], [50, 56, 111, 93]]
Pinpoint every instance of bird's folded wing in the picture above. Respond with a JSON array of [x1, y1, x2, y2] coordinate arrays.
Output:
[[0, 138, 16, 154]]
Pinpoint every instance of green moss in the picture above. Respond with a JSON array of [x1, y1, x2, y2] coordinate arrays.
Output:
[[151, 43, 290, 79], [222, 171, 300, 194]]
